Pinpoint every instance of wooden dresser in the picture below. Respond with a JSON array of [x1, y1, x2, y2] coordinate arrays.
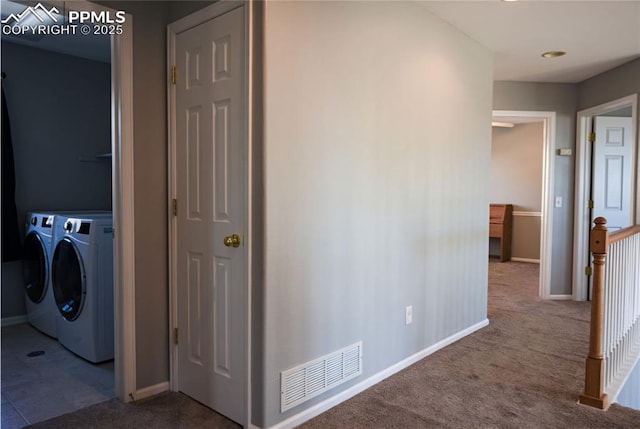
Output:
[[489, 204, 513, 262]]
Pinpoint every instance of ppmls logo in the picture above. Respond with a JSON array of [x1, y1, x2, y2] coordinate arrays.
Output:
[[1, 2, 126, 37], [1, 3, 59, 25]]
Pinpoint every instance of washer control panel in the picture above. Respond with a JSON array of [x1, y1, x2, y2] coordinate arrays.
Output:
[[63, 219, 91, 234]]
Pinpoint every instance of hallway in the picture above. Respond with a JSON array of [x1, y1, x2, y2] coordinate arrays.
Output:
[[301, 261, 640, 428], [20, 261, 640, 428]]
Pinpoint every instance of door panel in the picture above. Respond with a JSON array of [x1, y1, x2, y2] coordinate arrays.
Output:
[[593, 116, 634, 231], [175, 6, 245, 424]]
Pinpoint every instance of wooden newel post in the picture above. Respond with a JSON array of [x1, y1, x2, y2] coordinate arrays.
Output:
[[579, 217, 610, 409]]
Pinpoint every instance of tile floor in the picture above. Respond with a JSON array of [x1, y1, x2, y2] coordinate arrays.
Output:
[[1, 323, 115, 428]]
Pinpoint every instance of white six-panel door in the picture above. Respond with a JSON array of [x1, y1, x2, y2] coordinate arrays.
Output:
[[174, 6, 246, 424], [592, 116, 634, 231]]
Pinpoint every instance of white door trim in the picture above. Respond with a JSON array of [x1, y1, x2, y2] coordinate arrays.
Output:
[[572, 94, 638, 301], [167, 1, 251, 426], [111, 14, 136, 402], [75, 0, 137, 402], [492, 110, 556, 299]]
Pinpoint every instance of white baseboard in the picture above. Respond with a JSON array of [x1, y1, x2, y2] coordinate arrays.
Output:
[[1, 315, 27, 327], [512, 211, 542, 217], [267, 318, 490, 429], [549, 294, 573, 300], [510, 257, 540, 264], [134, 381, 169, 401]]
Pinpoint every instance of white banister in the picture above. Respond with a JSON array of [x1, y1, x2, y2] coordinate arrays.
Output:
[[580, 218, 640, 409], [603, 231, 640, 400]]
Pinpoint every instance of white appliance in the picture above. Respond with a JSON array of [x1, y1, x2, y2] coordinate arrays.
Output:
[[51, 213, 114, 363], [23, 212, 58, 337]]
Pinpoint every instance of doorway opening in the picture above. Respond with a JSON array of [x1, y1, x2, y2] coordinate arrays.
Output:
[[573, 94, 638, 301], [0, 0, 134, 425], [491, 110, 556, 299]]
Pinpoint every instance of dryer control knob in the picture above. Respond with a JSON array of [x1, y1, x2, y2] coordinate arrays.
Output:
[[31, 217, 37, 226], [64, 221, 73, 232]]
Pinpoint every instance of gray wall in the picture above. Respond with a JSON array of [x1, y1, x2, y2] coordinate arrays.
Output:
[[1, 43, 112, 219], [493, 82, 578, 295], [490, 122, 543, 260], [1, 42, 111, 319], [617, 358, 640, 410], [1, 262, 25, 319], [129, 1, 170, 392], [578, 58, 640, 110], [167, 0, 216, 22], [260, 1, 493, 426]]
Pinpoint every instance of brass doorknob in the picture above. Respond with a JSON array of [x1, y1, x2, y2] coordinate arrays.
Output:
[[223, 233, 241, 248]]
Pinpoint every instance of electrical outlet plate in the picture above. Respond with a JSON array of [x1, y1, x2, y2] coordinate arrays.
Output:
[[405, 306, 413, 325]]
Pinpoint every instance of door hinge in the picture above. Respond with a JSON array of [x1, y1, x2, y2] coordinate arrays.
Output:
[[585, 266, 592, 276], [589, 132, 596, 143], [172, 198, 178, 216], [171, 66, 177, 85], [174, 327, 179, 345], [588, 200, 594, 209]]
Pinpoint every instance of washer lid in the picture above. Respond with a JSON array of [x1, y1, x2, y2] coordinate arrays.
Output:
[[22, 232, 48, 303], [52, 238, 86, 321]]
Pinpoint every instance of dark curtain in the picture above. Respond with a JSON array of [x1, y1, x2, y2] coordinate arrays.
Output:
[[2, 83, 22, 262]]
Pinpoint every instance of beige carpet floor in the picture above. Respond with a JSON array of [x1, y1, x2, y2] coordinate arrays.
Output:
[[27, 260, 640, 428], [302, 260, 640, 428]]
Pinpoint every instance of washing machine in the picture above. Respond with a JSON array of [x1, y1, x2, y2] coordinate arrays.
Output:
[[23, 212, 58, 337], [51, 213, 114, 363]]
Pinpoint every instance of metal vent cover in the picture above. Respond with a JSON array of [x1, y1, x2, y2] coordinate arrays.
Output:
[[281, 342, 363, 412]]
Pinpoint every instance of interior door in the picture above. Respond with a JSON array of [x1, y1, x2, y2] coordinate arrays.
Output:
[[174, 6, 246, 424], [588, 116, 634, 299], [592, 116, 634, 231]]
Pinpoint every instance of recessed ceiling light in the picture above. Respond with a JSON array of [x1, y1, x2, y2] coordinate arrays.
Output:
[[541, 51, 566, 59]]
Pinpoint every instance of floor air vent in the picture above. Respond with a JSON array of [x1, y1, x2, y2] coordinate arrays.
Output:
[[281, 342, 363, 412]]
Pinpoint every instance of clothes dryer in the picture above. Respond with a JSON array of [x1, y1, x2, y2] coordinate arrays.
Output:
[[51, 213, 114, 362]]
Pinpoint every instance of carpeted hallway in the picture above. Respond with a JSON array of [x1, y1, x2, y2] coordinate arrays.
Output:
[[301, 260, 640, 428], [27, 261, 640, 428]]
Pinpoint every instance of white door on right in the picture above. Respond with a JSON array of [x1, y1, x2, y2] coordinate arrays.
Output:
[[592, 116, 634, 232], [174, 5, 246, 424]]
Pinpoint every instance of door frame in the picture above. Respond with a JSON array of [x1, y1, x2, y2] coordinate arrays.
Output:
[[109, 9, 136, 402], [64, 0, 136, 403], [167, 1, 252, 426], [492, 110, 556, 299], [573, 94, 638, 301]]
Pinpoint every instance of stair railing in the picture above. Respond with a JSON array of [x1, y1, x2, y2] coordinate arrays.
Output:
[[579, 217, 640, 409]]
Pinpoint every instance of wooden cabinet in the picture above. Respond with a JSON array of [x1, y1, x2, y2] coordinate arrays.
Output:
[[489, 204, 513, 262]]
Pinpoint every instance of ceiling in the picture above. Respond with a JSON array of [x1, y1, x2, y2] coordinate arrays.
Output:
[[419, 0, 640, 83], [2, 1, 639, 80]]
